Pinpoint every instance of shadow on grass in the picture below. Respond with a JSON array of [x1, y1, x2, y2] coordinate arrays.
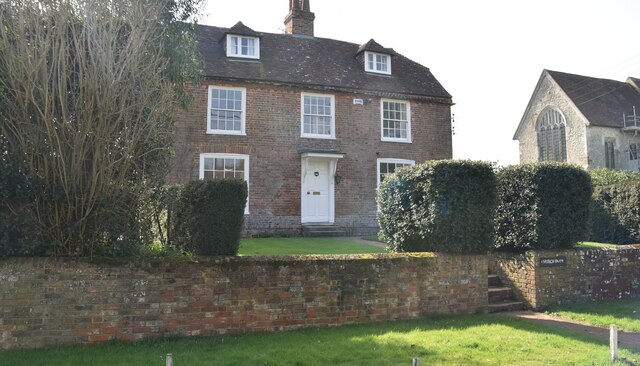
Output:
[[546, 298, 640, 333], [0, 314, 638, 366]]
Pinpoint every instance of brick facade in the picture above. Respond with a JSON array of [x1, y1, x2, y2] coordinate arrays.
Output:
[[169, 81, 452, 235], [490, 247, 640, 310], [0, 254, 487, 349]]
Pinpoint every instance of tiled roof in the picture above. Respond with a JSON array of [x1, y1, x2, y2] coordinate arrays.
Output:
[[547, 70, 640, 128], [225, 21, 260, 38], [356, 39, 395, 56], [197, 24, 451, 100]]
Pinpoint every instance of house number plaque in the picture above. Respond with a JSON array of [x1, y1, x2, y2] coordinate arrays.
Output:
[[538, 257, 567, 267]]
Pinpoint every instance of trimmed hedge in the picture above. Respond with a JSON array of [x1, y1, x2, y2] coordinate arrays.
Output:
[[377, 160, 496, 253], [0, 137, 42, 257], [173, 179, 247, 256], [494, 163, 592, 251], [589, 181, 640, 244], [589, 167, 640, 187]]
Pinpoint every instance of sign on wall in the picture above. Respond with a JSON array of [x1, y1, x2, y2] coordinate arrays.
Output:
[[539, 257, 567, 267]]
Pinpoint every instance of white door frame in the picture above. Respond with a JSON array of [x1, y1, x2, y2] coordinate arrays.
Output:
[[300, 153, 344, 224]]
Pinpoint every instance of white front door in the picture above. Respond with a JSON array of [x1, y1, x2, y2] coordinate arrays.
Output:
[[301, 159, 331, 223]]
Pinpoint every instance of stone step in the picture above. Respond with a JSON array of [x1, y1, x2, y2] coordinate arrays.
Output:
[[488, 274, 502, 287], [488, 287, 515, 303], [302, 225, 348, 237], [487, 300, 525, 313]]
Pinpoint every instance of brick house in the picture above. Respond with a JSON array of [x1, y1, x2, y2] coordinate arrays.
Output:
[[514, 70, 640, 170], [169, 0, 453, 235]]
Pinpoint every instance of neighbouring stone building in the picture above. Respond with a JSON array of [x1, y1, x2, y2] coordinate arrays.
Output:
[[169, 0, 453, 235], [514, 70, 640, 170]]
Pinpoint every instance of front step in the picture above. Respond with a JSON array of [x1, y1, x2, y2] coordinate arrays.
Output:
[[302, 225, 348, 237], [488, 274, 502, 287], [489, 287, 515, 303], [488, 300, 525, 313], [488, 273, 524, 313]]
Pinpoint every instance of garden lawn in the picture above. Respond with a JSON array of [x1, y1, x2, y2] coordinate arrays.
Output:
[[0, 315, 637, 366], [238, 237, 386, 256], [547, 298, 640, 332], [576, 242, 619, 248]]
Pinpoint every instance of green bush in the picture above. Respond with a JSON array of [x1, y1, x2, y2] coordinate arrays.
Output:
[[589, 181, 640, 244], [494, 163, 592, 251], [173, 180, 247, 256], [589, 168, 640, 187], [0, 137, 42, 257], [377, 160, 496, 253]]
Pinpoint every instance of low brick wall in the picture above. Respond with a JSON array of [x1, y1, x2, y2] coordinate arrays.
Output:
[[0, 253, 487, 349], [490, 246, 640, 310]]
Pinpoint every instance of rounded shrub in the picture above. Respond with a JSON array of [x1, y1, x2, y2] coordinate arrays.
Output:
[[494, 163, 592, 251], [377, 160, 497, 253], [173, 179, 247, 256]]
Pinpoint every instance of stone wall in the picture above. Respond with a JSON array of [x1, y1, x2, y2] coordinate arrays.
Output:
[[490, 247, 640, 309], [0, 253, 486, 350], [586, 126, 640, 171], [515, 72, 589, 167]]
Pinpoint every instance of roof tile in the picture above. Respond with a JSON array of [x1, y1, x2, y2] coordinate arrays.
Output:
[[547, 70, 640, 128], [197, 24, 451, 100]]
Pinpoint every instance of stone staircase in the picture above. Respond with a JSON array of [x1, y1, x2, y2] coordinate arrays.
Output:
[[488, 273, 525, 313], [301, 224, 348, 237]]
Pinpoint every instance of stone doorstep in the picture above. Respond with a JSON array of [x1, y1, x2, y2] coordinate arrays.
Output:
[[301, 224, 348, 237]]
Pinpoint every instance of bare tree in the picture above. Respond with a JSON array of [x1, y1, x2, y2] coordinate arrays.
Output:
[[0, 0, 201, 255]]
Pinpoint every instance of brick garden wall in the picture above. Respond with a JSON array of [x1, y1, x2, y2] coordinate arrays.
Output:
[[490, 247, 640, 310], [0, 253, 486, 350]]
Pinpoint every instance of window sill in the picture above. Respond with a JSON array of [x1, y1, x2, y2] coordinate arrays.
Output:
[[301, 134, 336, 140], [381, 138, 412, 144], [206, 130, 247, 136], [365, 70, 392, 76]]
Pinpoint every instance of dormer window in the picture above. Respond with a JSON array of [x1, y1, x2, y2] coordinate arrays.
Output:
[[226, 35, 260, 59], [365, 51, 391, 75]]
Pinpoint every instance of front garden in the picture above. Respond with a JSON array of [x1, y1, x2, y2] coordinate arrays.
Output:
[[238, 237, 385, 256]]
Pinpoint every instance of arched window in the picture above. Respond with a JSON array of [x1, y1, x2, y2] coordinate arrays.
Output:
[[537, 108, 567, 162]]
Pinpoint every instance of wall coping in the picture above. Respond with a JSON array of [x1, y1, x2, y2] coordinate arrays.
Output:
[[0, 252, 493, 267]]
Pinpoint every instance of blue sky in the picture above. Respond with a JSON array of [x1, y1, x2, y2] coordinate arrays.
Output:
[[202, 0, 640, 165]]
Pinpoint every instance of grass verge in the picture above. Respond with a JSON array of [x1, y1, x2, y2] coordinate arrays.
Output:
[[546, 298, 640, 332], [0, 314, 637, 366], [238, 237, 386, 256]]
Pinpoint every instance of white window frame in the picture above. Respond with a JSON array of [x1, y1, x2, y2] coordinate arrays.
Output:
[[300, 93, 336, 139], [226, 34, 260, 59], [199, 153, 250, 214], [365, 51, 391, 75], [207, 85, 246, 136], [376, 158, 415, 188], [380, 99, 411, 143]]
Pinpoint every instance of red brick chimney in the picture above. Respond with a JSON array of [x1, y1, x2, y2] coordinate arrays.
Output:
[[284, 0, 315, 37]]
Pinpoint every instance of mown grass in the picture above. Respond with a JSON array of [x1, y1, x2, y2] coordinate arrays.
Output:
[[576, 241, 619, 248], [238, 237, 386, 256], [547, 298, 640, 332], [0, 314, 637, 366]]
